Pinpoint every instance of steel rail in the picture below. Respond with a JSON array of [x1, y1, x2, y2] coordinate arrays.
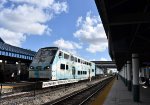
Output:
[[43, 76, 114, 105]]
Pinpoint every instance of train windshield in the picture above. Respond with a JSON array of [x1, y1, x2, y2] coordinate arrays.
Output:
[[32, 48, 58, 65]]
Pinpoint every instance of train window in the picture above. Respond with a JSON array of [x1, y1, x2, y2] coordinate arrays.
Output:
[[85, 71, 87, 74], [81, 71, 82, 75], [81, 60, 83, 64], [78, 59, 80, 63], [66, 65, 69, 70], [83, 61, 85, 64], [78, 71, 80, 75], [64, 53, 69, 59], [92, 69, 94, 72], [75, 57, 77, 62], [71, 56, 74, 61], [59, 51, 63, 57], [85, 62, 87, 65], [60, 64, 65, 70]]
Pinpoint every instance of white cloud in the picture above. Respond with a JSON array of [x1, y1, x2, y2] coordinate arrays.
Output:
[[53, 38, 82, 50], [100, 57, 108, 61], [0, 28, 25, 46], [51, 1, 68, 14], [53, 38, 82, 55], [0, 0, 68, 46], [74, 11, 108, 53], [9, 0, 54, 8], [86, 43, 107, 53]]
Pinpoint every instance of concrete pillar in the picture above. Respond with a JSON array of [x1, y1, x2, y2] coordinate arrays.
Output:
[[125, 64, 127, 86], [132, 54, 140, 102], [1, 60, 5, 71], [127, 61, 132, 91], [1, 60, 5, 82], [123, 66, 125, 83], [17, 61, 21, 82], [145, 67, 149, 86]]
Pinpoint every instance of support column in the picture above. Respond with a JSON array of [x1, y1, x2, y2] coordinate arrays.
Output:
[[17, 61, 21, 82], [123, 66, 125, 83], [145, 67, 149, 86], [127, 61, 132, 91], [132, 54, 140, 102], [1, 60, 5, 71], [0, 60, 5, 82], [125, 64, 127, 86]]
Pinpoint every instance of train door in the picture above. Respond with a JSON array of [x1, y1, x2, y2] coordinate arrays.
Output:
[[89, 69, 91, 81], [72, 67, 76, 79]]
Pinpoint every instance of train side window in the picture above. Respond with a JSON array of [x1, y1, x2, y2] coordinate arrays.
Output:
[[66, 65, 69, 70], [81, 71, 82, 75], [59, 51, 63, 57], [60, 64, 65, 70], [64, 53, 69, 60], [78, 59, 80, 63], [71, 56, 74, 61], [75, 57, 77, 62], [89, 63, 91, 66], [92, 69, 94, 72], [85, 71, 87, 74], [78, 71, 80, 75], [85, 62, 87, 65]]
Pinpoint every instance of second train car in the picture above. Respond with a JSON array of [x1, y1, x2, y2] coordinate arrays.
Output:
[[29, 47, 96, 80]]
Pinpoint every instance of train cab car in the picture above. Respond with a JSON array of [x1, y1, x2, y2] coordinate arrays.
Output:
[[29, 47, 96, 81], [29, 47, 58, 80]]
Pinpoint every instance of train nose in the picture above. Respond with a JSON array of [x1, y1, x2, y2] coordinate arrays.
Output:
[[36, 66, 42, 70]]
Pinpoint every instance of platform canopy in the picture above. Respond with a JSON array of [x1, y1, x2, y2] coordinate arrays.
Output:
[[0, 37, 36, 62], [95, 0, 150, 70]]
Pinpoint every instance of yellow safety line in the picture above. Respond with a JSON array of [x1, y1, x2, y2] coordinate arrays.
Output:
[[91, 78, 116, 105]]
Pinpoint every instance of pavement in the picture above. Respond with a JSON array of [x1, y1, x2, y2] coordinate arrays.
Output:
[[103, 77, 150, 105]]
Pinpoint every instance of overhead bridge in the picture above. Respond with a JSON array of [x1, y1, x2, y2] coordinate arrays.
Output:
[[92, 61, 116, 68], [92, 61, 116, 74], [0, 38, 36, 63]]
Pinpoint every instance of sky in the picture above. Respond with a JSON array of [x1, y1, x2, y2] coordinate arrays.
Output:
[[0, 0, 111, 61]]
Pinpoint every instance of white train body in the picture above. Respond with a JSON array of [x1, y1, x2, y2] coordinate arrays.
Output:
[[29, 47, 96, 80]]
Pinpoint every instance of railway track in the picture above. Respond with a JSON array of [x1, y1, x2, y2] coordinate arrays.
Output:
[[43, 77, 114, 105], [0, 77, 113, 105]]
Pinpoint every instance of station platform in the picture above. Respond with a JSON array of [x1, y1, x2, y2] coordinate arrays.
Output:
[[103, 77, 150, 105], [1, 82, 34, 89], [0, 82, 35, 94]]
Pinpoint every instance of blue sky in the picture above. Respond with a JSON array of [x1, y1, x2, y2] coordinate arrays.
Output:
[[0, 0, 111, 61]]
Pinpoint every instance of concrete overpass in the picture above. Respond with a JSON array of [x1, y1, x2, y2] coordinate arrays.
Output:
[[92, 61, 116, 74], [92, 61, 116, 68]]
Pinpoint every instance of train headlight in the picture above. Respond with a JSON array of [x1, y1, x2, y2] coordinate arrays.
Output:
[[29, 66, 34, 70], [44, 66, 50, 69]]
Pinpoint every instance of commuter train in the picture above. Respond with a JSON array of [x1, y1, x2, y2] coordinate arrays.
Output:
[[29, 47, 103, 80]]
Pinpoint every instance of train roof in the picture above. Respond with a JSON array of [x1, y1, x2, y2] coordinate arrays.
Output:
[[41, 47, 58, 50], [39, 47, 93, 63]]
